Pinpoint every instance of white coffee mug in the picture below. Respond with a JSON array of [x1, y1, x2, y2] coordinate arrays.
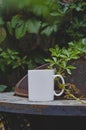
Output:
[[28, 69, 65, 101]]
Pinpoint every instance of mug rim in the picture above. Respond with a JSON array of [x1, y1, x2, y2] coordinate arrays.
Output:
[[28, 69, 54, 72]]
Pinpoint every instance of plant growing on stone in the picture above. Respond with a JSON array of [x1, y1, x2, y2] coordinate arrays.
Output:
[[45, 38, 86, 102]]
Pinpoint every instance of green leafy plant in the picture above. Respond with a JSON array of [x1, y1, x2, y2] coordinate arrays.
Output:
[[1, 0, 72, 38], [45, 38, 86, 102], [0, 0, 86, 49], [0, 48, 31, 72], [0, 47, 46, 72], [7, 15, 41, 39]]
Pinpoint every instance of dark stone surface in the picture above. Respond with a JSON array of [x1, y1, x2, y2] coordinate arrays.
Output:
[[66, 58, 86, 98]]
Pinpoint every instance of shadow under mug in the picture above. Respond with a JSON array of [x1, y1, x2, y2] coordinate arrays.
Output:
[[28, 69, 65, 101]]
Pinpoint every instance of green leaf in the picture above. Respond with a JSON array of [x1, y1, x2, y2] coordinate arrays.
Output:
[[0, 85, 8, 92], [27, 19, 41, 34], [67, 65, 76, 69], [11, 15, 22, 28], [7, 21, 13, 35], [0, 17, 5, 25], [15, 23, 27, 39], [41, 22, 58, 36], [0, 27, 7, 43], [41, 26, 53, 36], [66, 69, 71, 75], [82, 38, 86, 45]]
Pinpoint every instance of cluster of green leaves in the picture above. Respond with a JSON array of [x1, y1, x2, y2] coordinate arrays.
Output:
[[66, 15, 86, 40], [0, 48, 30, 71], [45, 38, 86, 100], [5, 0, 67, 39], [7, 15, 41, 39], [0, 47, 46, 72], [45, 38, 86, 75], [0, 0, 85, 47], [68, 38, 86, 57], [65, 0, 86, 40]]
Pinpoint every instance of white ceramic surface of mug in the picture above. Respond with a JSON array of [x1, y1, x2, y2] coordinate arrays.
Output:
[[28, 69, 65, 101]]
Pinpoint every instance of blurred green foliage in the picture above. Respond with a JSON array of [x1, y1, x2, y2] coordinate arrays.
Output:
[[0, 0, 85, 88]]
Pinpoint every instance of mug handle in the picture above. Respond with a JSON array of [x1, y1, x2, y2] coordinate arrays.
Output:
[[53, 74, 65, 96]]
